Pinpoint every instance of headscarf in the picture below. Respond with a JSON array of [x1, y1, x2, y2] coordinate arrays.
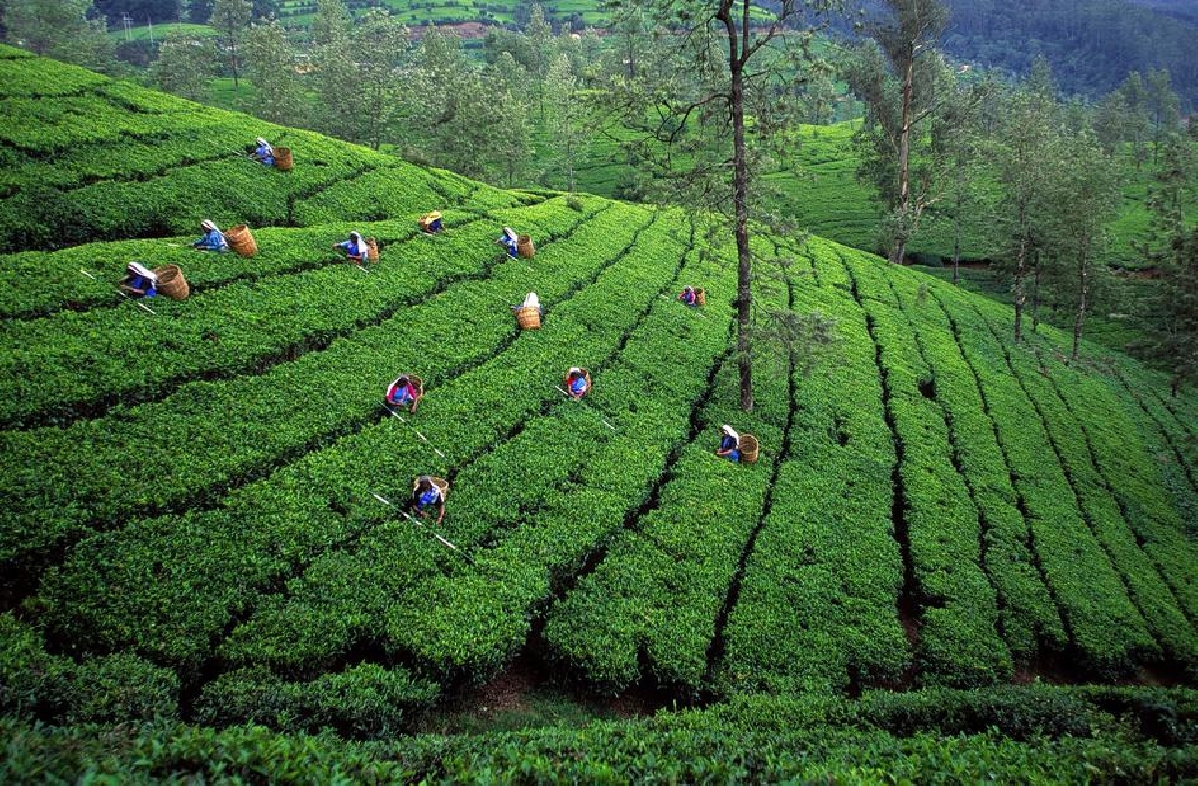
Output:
[[127, 262, 157, 283], [256, 137, 269, 146], [350, 231, 362, 241], [503, 227, 518, 242], [721, 424, 739, 440], [201, 219, 217, 231], [523, 292, 540, 310]]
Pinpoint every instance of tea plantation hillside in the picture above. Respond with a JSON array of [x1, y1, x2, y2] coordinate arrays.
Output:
[[2, 48, 1197, 777]]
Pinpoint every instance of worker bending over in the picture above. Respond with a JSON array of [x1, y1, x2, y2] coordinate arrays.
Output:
[[193, 219, 228, 252], [119, 262, 158, 298], [386, 374, 420, 413], [420, 212, 444, 233], [498, 227, 519, 259], [566, 367, 590, 400], [678, 285, 697, 306], [716, 425, 740, 463], [409, 476, 446, 525], [512, 291, 542, 316], [252, 137, 274, 166], [334, 231, 369, 263]]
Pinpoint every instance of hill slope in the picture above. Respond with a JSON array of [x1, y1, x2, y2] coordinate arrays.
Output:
[[1, 48, 1196, 757]]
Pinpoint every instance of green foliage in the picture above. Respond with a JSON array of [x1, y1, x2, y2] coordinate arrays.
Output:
[[2, 686, 1197, 781], [1, 46, 1197, 762]]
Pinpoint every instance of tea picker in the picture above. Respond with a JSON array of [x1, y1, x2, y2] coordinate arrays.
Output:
[[715, 425, 759, 464], [419, 212, 444, 234], [81, 268, 157, 314], [385, 374, 422, 414], [555, 367, 616, 431], [250, 137, 275, 166]]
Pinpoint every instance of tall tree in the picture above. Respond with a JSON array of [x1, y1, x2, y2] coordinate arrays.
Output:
[[1145, 68, 1182, 162], [544, 52, 586, 191], [243, 18, 304, 125], [356, 9, 409, 151], [152, 31, 217, 101], [848, 0, 949, 265], [1158, 228, 1198, 396], [310, 0, 360, 142], [1041, 128, 1121, 361], [990, 85, 1059, 343], [522, 3, 554, 122], [604, 0, 837, 411], [1118, 71, 1152, 170], [211, 0, 251, 88]]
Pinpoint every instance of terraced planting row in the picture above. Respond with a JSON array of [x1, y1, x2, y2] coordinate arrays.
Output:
[[871, 257, 1066, 665], [925, 286, 1161, 676], [211, 217, 731, 706], [716, 240, 908, 695], [0, 46, 529, 253], [0, 196, 587, 428], [0, 201, 634, 572], [31, 208, 691, 679], [963, 296, 1198, 659], [540, 235, 800, 697]]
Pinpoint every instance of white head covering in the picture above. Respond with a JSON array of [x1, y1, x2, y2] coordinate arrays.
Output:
[[127, 262, 157, 283], [256, 137, 269, 146], [721, 424, 739, 440], [350, 231, 362, 240], [503, 227, 518, 241], [523, 292, 540, 310], [201, 219, 216, 231]]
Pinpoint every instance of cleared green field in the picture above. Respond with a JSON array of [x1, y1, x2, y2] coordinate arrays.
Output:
[[1, 46, 1195, 774]]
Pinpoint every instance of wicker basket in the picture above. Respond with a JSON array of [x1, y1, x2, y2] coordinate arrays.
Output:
[[696, 287, 706, 306], [413, 475, 450, 500], [564, 369, 591, 397], [152, 264, 190, 300], [224, 224, 257, 258], [274, 146, 294, 171], [518, 235, 535, 259], [515, 306, 541, 330], [738, 434, 760, 463], [366, 237, 380, 262]]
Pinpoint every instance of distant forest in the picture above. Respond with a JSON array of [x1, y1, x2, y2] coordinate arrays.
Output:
[[940, 0, 1198, 110], [87, 0, 1198, 110]]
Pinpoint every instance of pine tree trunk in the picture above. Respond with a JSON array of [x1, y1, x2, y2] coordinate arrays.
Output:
[[1013, 231, 1027, 343], [952, 174, 962, 285], [891, 48, 915, 265], [1072, 249, 1090, 361], [1031, 253, 1041, 333], [723, 1, 753, 412]]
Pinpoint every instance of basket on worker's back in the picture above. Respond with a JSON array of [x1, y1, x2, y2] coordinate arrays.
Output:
[[517, 235, 535, 259], [738, 434, 759, 463], [224, 224, 257, 258], [152, 264, 189, 300], [274, 147, 294, 171], [409, 374, 424, 403], [696, 287, 707, 306], [515, 306, 541, 330], [414, 476, 450, 500], [366, 237, 380, 262]]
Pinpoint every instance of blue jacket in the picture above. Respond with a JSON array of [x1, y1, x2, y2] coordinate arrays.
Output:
[[338, 238, 367, 259], [255, 142, 275, 166], [126, 273, 157, 298], [194, 228, 228, 251]]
